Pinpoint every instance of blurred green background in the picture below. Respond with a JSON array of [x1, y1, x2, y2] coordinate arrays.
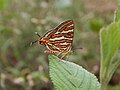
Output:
[[0, 0, 120, 90]]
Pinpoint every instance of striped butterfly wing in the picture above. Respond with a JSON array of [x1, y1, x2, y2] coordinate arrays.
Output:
[[44, 20, 74, 54]]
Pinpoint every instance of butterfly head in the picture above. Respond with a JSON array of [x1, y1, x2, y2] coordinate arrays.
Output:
[[31, 32, 49, 46], [39, 37, 48, 45]]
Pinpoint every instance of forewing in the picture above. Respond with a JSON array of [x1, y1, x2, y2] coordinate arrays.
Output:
[[43, 29, 55, 39], [46, 20, 74, 53]]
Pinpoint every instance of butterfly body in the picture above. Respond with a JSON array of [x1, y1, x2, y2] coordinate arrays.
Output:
[[33, 20, 74, 58]]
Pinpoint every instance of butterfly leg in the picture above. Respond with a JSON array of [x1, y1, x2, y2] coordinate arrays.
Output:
[[44, 49, 54, 54], [44, 49, 59, 58]]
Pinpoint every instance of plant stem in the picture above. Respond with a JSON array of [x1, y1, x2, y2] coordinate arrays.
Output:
[[100, 81, 107, 90], [100, 62, 108, 90]]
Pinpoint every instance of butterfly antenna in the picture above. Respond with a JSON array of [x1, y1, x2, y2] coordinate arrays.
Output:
[[74, 47, 83, 50], [35, 32, 41, 37], [30, 40, 38, 46], [72, 47, 83, 52]]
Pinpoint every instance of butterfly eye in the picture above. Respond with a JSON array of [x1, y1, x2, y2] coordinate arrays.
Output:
[[39, 41, 42, 44]]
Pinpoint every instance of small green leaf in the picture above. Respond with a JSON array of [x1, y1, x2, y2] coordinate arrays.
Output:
[[100, 21, 120, 90], [49, 55, 100, 90], [114, 6, 120, 22], [100, 22, 120, 66]]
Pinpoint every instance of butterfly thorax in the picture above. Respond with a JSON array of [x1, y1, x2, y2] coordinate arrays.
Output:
[[39, 37, 48, 45]]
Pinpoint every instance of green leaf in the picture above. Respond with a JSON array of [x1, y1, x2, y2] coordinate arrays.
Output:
[[100, 22, 120, 66], [114, 6, 120, 22], [100, 21, 120, 90], [49, 55, 100, 90]]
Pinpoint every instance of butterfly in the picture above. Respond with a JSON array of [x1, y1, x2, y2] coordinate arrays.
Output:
[[31, 20, 74, 59]]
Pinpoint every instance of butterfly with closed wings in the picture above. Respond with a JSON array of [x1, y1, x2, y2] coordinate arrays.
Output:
[[31, 20, 74, 59]]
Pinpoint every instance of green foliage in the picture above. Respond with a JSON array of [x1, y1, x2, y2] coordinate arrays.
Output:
[[114, 6, 120, 22], [0, 0, 9, 9], [100, 7, 120, 90], [49, 55, 100, 90], [100, 22, 120, 66]]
